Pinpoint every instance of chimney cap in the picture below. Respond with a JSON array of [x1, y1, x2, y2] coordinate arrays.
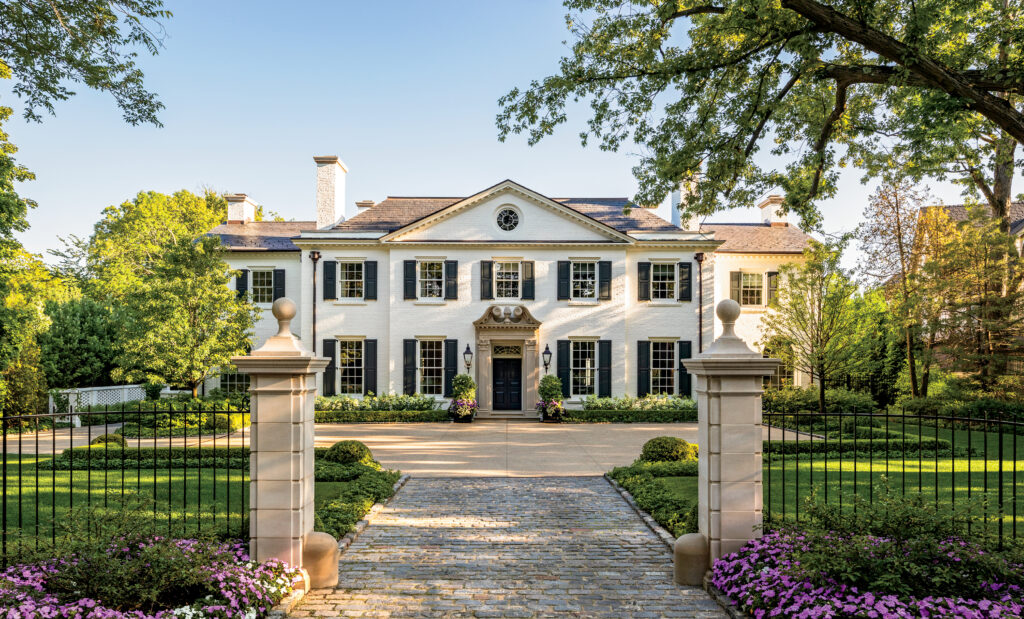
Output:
[[313, 155, 348, 172], [225, 193, 256, 203], [757, 194, 784, 209], [355, 199, 375, 209]]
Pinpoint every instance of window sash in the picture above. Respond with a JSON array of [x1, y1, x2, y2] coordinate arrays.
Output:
[[418, 261, 443, 298], [337, 340, 363, 395], [651, 342, 675, 395], [338, 262, 364, 298], [419, 340, 444, 395], [494, 261, 520, 298], [570, 341, 596, 397], [571, 262, 597, 299], [219, 372, 250, 393], [651, 264, 675, 300], [741, 272, 763, 306], [251, 270, 274, 304]]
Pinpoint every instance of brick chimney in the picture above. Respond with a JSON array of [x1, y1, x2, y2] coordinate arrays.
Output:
[[670, 177, 701, 231], [314, 156, 348, 229], [225, 194, 258, 224], [758, 194, 787, 227]]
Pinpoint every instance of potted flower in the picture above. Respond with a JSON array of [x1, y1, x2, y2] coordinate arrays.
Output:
[[448, 374, 478, 423], [537, 374, 565, 422]]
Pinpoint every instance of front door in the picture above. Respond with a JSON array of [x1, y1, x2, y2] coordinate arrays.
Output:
[[492, 358, 522, 410]]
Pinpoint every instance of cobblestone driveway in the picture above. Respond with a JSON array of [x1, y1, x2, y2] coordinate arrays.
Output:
[[293, 477, 725, 618]]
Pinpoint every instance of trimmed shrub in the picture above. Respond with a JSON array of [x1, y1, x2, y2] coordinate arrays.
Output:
[[41, 446, 251, 470], [324, 440, 373, 465], [314, 467, 401, 538], [607, 460, 698, 537], [451, 374, 476, 400], [142, 382, 164, 401], [764, 435, 955, 455], [538, 374, 563, 402], [315, 392, 439, 412], [581, 393, 695, 412], [89, 433, 126, 447], [562, 408, 697, 423], [314, 409, 448, 423], [763, 387, 877, 414], [640, 436, 698, 463]]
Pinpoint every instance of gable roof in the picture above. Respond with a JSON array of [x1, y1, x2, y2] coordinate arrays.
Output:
[[928, 202, 1024, 235], [209, 221, 314, 251], [702, 223, 813, 254]]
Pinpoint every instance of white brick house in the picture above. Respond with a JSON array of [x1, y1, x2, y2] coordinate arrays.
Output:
[[208, 156, 811, 416]]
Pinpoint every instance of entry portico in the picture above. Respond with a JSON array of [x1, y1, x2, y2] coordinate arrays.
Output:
[[473, 305, 541, 416]]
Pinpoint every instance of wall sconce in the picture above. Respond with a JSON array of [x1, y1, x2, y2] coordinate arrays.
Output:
[[463, 344, 473, 372], [542, 344, 552, 374]]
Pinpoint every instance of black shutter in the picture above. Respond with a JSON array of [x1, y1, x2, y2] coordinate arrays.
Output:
[[322, 339, 337, 397], [403, 339, 417, 395], [598, 261, 612, 300], [443, 339, 458, 397], [598, 339, 611, 397], [556, 340, 571, 398], [730, 272, 742, 303], [363, 339, 377, 396], [767, 271, 779, 303], [678, 340, 692, 398], [364, 261, 378, 300], [480, 260, 493, 300], [235, 269, 249, 299], [522, 261, 535, 300], [403, 260, 417, 300], [272, 269, 286, 301], [444, 260, 458, 300], [557, 261, 571, 300], [638, 262, 651, 301], [678, 262, 693, 302], [637, 340, 651, 397], [323, 261, 337, 300]]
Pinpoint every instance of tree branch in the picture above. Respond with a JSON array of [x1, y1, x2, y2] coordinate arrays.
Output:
[[809, 81, 849, 199], [818, 65, 1024, 93], [782, 0, 1024, 143], [667, 6, 726, 19]]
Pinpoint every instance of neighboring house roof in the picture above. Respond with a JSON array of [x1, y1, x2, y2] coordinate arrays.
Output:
[[209, 221, 315, 251], [331, 196, 678, 236], [927, 202, 1024, 235], [702, 223, 813, 254]]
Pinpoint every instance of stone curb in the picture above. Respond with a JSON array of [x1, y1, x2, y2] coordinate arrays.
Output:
[[269, 473, 410, 617], [703, 574, 750, 618], [603, 474, 677, 551]]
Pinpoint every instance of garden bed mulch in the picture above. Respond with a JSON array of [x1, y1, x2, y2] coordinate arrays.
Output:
[[267, 473, 410, 618]]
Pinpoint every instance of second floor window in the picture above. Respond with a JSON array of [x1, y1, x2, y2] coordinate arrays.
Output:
[[571, 262, 597, 299], [571, 341, 596, 397], [419, 261, 443, 298], [651, 263, 676, 300], [495, 261, 520, 298], [419, 340, 443, 395], [251, 270, 274, 304], [339, 262, 363, 298]]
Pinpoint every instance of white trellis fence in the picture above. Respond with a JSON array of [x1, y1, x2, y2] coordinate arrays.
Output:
[[47, 384, 188, 425]]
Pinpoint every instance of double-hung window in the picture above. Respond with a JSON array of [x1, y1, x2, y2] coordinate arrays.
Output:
[[337, 340, 364, 395], [651, 264, 676, 300], [339, 262, 364, 299], [571, 341, 596, 397], [741, 273, 763, 306], [219, 371, 250, 393], [571, 262, 597, 300], [650, 342, 675, 395], [419, 261, 443, 298], [251, 270, 274, 304], [419, 340, 444, 395], [495, 261, 520, 299]]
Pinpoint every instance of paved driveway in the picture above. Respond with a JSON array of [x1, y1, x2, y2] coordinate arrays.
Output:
[[313, 422, 702, 477], [295, 477, 725, 618]]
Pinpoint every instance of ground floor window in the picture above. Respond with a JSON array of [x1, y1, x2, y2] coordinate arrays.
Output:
[[219, 371, 250, 393], [571, 341, 596, 396], [337, 340, 363, 395], [651, 342, 675, 395], [419, 340, 444, 395], [763, 340, 794, 389]]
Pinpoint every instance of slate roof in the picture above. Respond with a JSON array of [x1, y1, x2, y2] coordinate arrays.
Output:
[[928, 202, 1024, 235], [209, 221, 315, 251], [701, 223, 813, 254]]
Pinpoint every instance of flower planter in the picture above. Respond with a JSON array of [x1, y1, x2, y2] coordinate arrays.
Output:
[[452, 414, 475, 423]]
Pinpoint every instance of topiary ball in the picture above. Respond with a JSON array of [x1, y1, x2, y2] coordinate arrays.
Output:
[[324, 440, 374, 465], [90, 433, 126, 447], [640, 436, 698, 463]]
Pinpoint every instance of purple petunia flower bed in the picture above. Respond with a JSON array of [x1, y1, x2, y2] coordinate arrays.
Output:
[[711, 531, 1023, 618], [0, 538, 301, 618]]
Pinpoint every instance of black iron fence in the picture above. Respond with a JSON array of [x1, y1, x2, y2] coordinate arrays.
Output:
[[762, 407, 1023, 547], [0, 404, 250, 566]]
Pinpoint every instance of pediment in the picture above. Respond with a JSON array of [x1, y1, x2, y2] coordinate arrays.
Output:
[[473, 305, 542, 330], [383, 180, 633, 244]]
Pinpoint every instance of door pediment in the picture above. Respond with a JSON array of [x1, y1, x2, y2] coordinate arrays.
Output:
[[473, 305, 542, 331]]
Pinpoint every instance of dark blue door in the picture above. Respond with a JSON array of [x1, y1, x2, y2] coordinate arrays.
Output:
[[493, 358, 522, 410]]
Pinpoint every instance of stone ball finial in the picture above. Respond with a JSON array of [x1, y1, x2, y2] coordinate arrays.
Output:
[[716, 299, 741, 324], [272, 297, 297, 338]]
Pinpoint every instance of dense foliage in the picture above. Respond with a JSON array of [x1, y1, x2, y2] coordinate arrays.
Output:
[[315, 393, 440, 412], [314, 409, 448, 423], [313, 442, 400, 539], [0, 338, 47, 420], [563, 409, 697, 423], [36, 297, 120, 389], [762, 387, 877, 415], [448, 374, 478, 420], [639, 436, 698, 463], [581, 394, 695, 412], [607, 460, 699, 538]]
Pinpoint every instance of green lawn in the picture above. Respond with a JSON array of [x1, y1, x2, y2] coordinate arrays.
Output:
[[765, 424, 1024, 536], [658, 475, 698, 501]]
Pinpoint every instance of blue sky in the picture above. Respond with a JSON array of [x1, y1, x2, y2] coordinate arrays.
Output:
[[7, 0, 979, 260]]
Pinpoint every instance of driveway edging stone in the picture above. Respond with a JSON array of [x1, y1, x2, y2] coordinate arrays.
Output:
[[604, 473, 677, 550]]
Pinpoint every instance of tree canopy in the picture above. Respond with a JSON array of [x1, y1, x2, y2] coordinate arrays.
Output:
[[498, 0, 1024, 230]]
